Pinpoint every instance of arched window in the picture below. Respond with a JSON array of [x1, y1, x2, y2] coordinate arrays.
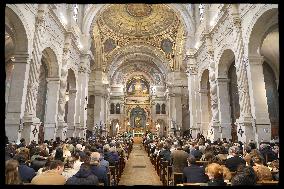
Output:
[[110, 103, 115, 114], [161, 104, 166, 114], [156, 103, 160, 114], [73, 4, 79, 22], [199, 4, 205, 22], [116, 103, 120, 114]]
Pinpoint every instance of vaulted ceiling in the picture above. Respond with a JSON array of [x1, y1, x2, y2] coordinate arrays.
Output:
[[91, 4, 186, 86]]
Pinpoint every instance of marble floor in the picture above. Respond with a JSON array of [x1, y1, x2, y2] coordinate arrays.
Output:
[[118, 143, 162, 186]]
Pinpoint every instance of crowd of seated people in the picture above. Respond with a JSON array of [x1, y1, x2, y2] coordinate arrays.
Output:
[[143, 132, 279, 186], [5, 135, 133, 185]]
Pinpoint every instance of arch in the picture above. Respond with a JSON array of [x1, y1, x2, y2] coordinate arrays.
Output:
[[200, 69, 209, 89], [36, 61, 48, 123], [41, 47, 60, 78], [107, 44, 171, 79], [5, 6, 29, 53], [66, 68, 77, 128], [247, 7, 278, 65], [156, 103, 161, 114], [216, 49, 236, 78], [199, 69, 211, 136]]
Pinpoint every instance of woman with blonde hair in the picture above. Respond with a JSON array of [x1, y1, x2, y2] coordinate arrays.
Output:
[[205, 163, 227, 186], [5, 159, 22, 185]]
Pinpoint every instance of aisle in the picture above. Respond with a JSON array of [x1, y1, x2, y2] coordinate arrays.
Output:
[[118, 143, 162, 186]]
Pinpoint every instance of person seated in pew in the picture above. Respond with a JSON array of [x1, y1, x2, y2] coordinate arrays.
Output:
[[205, 163, 227, 186], [252, 155, 273, 181], [170, 145, 188, 173], [66, 163, 99, 185], [231, 166, 257, 185], [225, 146, 246, 172], [183, 155, 209, 183], [89, 152, 109, 186], [159, 144, 171, 163]]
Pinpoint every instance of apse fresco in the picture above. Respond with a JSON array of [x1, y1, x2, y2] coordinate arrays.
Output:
[[127, 77, 149, 95]]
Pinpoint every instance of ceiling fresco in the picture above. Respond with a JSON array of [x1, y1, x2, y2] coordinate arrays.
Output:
[[98, 4, 179, 37], [111, 60, 165, 86], [94, 4, 183, 68]]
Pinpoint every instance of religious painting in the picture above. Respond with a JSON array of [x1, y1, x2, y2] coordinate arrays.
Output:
[[130, 106, 146, 128], [127, 77, 149, 95]]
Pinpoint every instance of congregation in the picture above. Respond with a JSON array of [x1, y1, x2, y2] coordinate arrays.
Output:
[[142, 133, 279, 186], [5, 132, 279, 186], [5, 135, 133, 185]]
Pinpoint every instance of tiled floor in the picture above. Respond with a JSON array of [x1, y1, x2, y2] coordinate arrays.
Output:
[[118, 143, 162, 186]]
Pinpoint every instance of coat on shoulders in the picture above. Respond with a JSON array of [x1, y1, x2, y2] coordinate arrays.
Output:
[[66, 166, 99, 185]]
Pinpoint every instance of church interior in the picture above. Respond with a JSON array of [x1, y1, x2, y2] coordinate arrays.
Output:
[[5, 4, 279, 186]]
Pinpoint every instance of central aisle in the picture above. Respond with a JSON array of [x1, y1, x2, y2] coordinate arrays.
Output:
[[118, 143, 162, 186]]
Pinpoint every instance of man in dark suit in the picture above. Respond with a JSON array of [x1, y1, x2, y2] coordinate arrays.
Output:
[[225, 146, 246, 172], [171, 145, 188, 173], [183, 155, 209, 183]]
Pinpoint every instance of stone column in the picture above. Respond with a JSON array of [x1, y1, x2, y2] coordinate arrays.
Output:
[[75, 55, 90, 139], [66, 89, 77, 138], [56, 34, 72, 141], [217, 77, 232, 140], [44, 78, 60, 140], [231, 6, 255, 144], [74, 74, 82, 138], [185, 52, 200, 138], [204, 34, 221, 142], [22, 5, 48, 144], [247, 55, 271, 142], [199, 89, 210, 137], [5, 53, 30, 143]]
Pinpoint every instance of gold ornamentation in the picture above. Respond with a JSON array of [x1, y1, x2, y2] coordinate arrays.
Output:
[[125, 4, 152, 18]]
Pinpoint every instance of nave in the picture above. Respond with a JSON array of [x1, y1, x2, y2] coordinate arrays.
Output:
[[118, 142, 162, 185]]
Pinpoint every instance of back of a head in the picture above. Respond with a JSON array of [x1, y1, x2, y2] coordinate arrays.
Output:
[[229, 146, 239, 156], [5, 159, 21, 184], [90, 152, 100, 166], [65, 157, 75, 169], [49, 160, 64, 170], [14, 153, 27, 164], [231, 173, 256, 185], [205, 163, 223, 179], [187, 154, 196, 165], [252, 155, 263, 165]]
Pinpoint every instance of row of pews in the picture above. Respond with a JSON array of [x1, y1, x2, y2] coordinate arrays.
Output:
[[144, 143, 278, 186], [104, 142, 133, 186]]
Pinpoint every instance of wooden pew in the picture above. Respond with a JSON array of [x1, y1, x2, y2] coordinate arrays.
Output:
[[109, 165, 117, 186], [182, 183, 208, 186], [256, 180, 279, 185], [167, 166, 172, 186], [172, 172, 184, 186], [156, 156, 161, 176], [195, 161, 209, 167], [161, 160, 168, 186]]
